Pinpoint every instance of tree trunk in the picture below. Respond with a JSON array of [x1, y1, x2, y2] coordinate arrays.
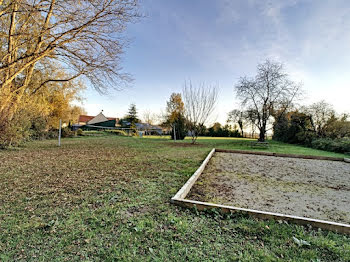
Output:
[[191, 130, 196, 144], [258, 128, 266, 142]]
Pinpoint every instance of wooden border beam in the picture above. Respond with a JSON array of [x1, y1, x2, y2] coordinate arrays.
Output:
[[172, 148, 215, 200], [215, 148, 347, 162], [172, 198, 350, 234], [171, 148, 350, 234]]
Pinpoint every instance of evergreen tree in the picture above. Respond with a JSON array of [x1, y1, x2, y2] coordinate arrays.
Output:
[[126, 103, 140, 126]]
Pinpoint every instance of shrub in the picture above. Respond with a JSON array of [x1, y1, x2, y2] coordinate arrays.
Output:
[[47, 129, 59, 139], [0, 109, 32, 148], [105, 129, 128, 136], [61, 127, 75, 138], [206, 123, 242, 138], [77, 129, 84, 136], [82, 131, 105, 136], [311, 138, 350, 154], [29, 116, 48, 140]]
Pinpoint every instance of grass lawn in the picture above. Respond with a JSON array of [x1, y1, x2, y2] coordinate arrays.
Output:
[[0, 135, 349, 261]]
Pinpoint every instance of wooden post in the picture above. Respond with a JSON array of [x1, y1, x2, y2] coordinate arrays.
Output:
[[58, 119, 62, 146]]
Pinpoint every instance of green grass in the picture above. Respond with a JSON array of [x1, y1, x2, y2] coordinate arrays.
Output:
[[146, 136, 348, 158], [0, 135, 349, 261]]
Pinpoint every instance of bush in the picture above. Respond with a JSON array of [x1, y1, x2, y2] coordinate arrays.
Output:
[[206, 123, 242, 138], [311, 138, 350, 154], [61, 127, 75, 138], [0, 110, 32, 148], [82, 131, 105, 136], [77, 129, 84, 136], [47, 129, 59, 139], [29, 116, 49, 140], [105, 129, 127, 136]]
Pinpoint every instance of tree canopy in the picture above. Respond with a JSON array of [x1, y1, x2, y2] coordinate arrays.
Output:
[[126, 103, 140, 126], [165, 93, 186, 140]]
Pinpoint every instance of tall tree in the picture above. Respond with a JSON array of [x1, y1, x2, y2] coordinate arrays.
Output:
[[126, 103, 139, 126], [166, 93, 184, 122], [182, 81, 218, 144], [166, 93, 186, 140], [235, 60, 302, 142], [0, 1, 138, 118], [0, 0, 139, 146]]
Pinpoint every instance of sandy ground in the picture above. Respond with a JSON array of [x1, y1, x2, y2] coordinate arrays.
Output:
[[187, 152, 350, 224]]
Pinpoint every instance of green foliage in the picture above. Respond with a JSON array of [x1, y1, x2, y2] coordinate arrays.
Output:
[[311, 138, 350, 154], [61, 127, 75, 138], [207, 122, 242, 137], [29, 116, 49, 140], [77, 129, 84, 136], [170, 114, 187, 140], [125, 103, 140, 126], [272, 112, 289, 142], [273, 111, 314, 145], [273, 109, 350, 154], [323, 115, 350, 139], [46, 129, 59, 139], [82, 131, 106, 136], [105, 129, 127, 136]]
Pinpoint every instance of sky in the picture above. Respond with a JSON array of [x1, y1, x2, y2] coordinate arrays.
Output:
[[79, 0, 350, 125]]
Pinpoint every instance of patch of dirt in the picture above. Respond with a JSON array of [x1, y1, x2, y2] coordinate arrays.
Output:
[[187, 152, 350, 224]]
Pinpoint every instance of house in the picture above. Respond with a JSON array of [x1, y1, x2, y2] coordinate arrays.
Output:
[[73, 112, 118, 130], [135, 123, 163, 135]]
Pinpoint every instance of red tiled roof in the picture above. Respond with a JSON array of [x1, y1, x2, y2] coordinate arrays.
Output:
[[78, 115, 94, 123], [107, 117, 117, 121], [78, 115, 117, 123]]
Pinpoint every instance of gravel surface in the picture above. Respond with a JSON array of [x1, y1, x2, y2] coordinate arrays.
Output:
[[187, 152, 350, 224]]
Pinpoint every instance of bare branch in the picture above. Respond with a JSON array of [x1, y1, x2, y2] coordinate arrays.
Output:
[[183, 81, 218, 144], [234, 60, 303, 141]]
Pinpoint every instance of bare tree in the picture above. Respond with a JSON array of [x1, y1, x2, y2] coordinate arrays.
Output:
[[0, 0, 139, 119], [142, 109, 157, 125], [303, 100, 335, 137], [235, 60, 302, 142], [227, 109, 245, 137], [182, 81, 218, 144]]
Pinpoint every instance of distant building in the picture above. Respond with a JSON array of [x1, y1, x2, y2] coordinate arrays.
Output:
[[135, 123, 163, 135], [73, 112, 118, 130]]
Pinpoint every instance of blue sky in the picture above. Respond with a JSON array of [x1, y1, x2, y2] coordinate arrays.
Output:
[[80, 0, 350, 124]]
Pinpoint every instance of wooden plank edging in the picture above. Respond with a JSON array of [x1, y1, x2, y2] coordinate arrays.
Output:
[[172, 148, 216, 200], [171, 148, 350, 234], [215, 148, 346, 162], [171, 198, 350, 234]]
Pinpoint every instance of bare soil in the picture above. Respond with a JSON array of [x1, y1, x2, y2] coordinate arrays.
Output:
[[187, 152, 350, 224]]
